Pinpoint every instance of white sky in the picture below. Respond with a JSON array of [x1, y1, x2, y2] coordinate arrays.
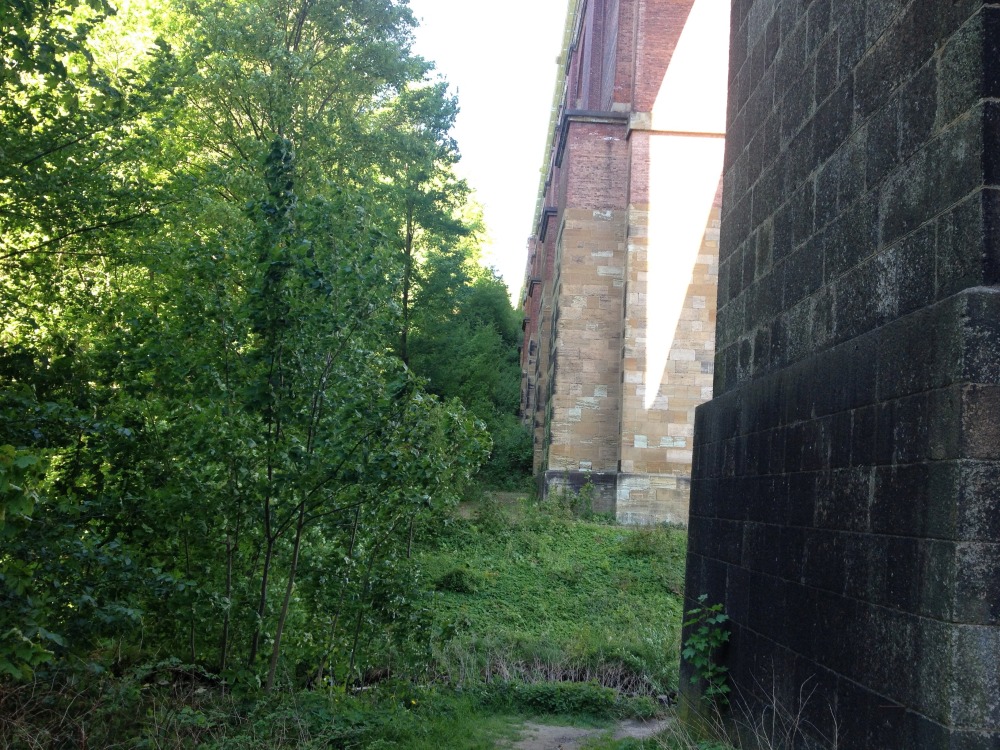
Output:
[[406, 0, 569, 300]]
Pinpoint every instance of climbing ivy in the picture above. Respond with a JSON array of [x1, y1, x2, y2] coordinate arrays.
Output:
[[682, 595, 731, 705]]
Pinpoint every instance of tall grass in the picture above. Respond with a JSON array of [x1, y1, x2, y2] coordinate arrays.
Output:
[[577, 677, 840, 750], [417, 498, 687, 697]]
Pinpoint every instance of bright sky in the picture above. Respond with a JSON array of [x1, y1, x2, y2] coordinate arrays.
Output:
[[406, 0, 569, 301]]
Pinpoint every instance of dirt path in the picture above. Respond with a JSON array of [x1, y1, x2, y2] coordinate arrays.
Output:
[[509, 718, 671, 749]]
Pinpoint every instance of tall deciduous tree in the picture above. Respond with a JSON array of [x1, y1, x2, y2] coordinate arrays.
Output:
[[360, 81, 467, 364], [409, 260, 532, 489], [1, 0, 490, 689]]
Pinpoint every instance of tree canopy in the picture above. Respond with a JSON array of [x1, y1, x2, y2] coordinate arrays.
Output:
[[0, 0, 529, 689]]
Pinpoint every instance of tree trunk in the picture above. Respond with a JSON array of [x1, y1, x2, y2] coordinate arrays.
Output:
[[219, 531, 233, 673], [400, 200, 414, 366], [317, 505, 361, 687], [247, 527, 274, 667], [345, 550, 377, 690], [265, 502, 307, 691], [185, 535, 196, 663]]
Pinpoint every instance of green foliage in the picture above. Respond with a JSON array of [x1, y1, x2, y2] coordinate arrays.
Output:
[[681, 596, 731, 705], [0, 445, 41, 531], [434, 565, 484, 595], [0, 0, 493, 699], [409, 264, 532, 490], [420, 508, 687, 696], [480, 680, 619, 718], [545, 479, 618, 521], [0, 672, 518, 749], [621, 524, 687, 571], [544, 478, 600, 518]]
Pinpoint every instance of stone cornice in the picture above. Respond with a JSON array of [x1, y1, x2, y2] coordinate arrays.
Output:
[[554, 109, 630, 167]]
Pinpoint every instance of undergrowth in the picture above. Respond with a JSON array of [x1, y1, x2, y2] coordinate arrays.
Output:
[[0, 674, 519, 750], [418, 497, 687, 697], [1, 497, 689, 748]]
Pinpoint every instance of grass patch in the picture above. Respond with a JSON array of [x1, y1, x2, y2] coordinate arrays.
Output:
[[418, 498, 687, 697], [474, 679, 660, 720], [0, 676, 521, 750], [581, 737, 659, 750]]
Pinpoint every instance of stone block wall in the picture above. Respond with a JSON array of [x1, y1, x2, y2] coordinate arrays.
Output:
[[618, 200, 720, 523], [545, 205, 628, 473], [683, 0, 1000, 745]]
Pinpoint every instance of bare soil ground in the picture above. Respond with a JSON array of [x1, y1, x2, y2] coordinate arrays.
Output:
[[509, 718, 671, 749]]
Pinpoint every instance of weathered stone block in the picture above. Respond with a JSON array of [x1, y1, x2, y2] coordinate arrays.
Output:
[[954, 461, 1000, 541], [871, 464, 927, 536], [819, 466, 870, 531], [958, 288, 1000, 385], [802, 529, 846, 594], [954, 541, 1000, 625], [741, 521, 782, 576], [961, 385, 1000, 459], [785, 470, 819, 528], [951, 625, 1000, 728], [949, 730, 1000, 750], [920, 540, 958, 620], [899, 62, 937, 162], [938, 11, 987, 127]]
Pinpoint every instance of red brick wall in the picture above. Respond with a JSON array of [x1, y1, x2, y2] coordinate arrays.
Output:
[[564, 121, 629, 209], [632, 0, 694, 112], [611, 0, 635, 108], [600, 0, 620, 108], [520, 0, 726, 520]]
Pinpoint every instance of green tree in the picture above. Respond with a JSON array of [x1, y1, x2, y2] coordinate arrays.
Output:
[[0, 0, 177, 676], [0, 0, 490, 692], [409, 259, 532, 489], [130, 0, 491, 687], [366, 80, 472, 365]]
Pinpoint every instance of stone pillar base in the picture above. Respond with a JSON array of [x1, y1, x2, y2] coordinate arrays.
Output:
[[617, 473, 690, 525], [541, 470, 690, 524]]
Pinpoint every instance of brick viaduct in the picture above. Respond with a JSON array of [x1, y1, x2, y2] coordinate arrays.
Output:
[[520, 0, 1000, 745], [519, 0, 728, 525]]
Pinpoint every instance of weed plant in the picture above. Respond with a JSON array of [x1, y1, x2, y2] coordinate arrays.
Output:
[[681, 596, 731, 705]]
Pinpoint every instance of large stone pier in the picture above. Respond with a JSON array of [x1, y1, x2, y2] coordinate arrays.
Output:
[[683, 1, 1000, 746], [520, 0, 730, 524]]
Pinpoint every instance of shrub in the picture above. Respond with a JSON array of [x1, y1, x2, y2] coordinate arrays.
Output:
[[477, 680, 619, 718], [621, 524, 685, 560], [434, 566, 483, 594]]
